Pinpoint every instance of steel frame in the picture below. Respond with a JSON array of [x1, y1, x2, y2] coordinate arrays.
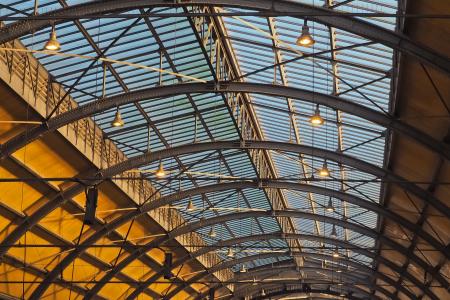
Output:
[[78, 209, 441, 300], [226, 265, 386, 300], [125, 232, 436, 300], [238, 287, 365, 300], [163, 253, 392, 300], [0, 2, 448, 296], [2, 82, 448, 161], [33, 177, 442, 299], [0, 0, 449, 75], [1, 141, 447, 299], [0, 157, 169, 299]]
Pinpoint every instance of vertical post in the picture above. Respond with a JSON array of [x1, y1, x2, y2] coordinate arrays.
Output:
[[158, 48, 163, 86], [34, 0, 39, 16], [194, 113, 198, 143], [102, 62, 107, 98]]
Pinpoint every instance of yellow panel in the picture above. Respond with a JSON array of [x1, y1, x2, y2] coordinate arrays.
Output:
[[42, 285, 82, 300], [0, 165, 44, 212], [40, 207, 86, 241], [85, 237, 122, 266], [0, 262, 39, 299], [0, 215, 18, 240], [63, 258, 101, 283], [7, 232, 61, 268], [122, 259, 149, 281], [99, 282, 131, 300]]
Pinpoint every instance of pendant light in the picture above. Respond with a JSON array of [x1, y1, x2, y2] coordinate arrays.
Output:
[[333, 246, 340, 258], [208, 226, 217, 238], [326, 197, 334, 212], [111, 107, 124, 127], [309, 104, 324, 126], [261, 290, 266, 296], [331, 224, 337, 237], [226, 247, 234, 258], [296, 19, 315, 47], [44, 24, 61, 51], [186, 198, 195, 211], [318, 161, 330, 177], [155, 160, 166, 178], [240, 264, 247, 273]]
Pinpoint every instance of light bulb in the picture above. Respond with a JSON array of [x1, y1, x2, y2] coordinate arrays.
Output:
[[44, 27, 61, 51], [111, 108, 124, 127], [155, 161, 166, 178], [318, 161, 330, 177], [296, 21, 315, 47]]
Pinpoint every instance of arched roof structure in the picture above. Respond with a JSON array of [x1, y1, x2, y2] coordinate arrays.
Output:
[[0, 1, 448, 299]]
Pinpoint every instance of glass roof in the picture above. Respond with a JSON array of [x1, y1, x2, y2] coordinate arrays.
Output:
[[0, 0, 401, 297]]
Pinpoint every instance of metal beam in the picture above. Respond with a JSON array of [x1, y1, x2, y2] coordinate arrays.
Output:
[[1, 142, 447, 299], [2, 83, 448, 161], [70, 209, 446, 300], [231, 265, 380, 300], [30, 180, 442, 300], [163, 253, 392, 300], [126, 232, 436, 300], [0, 157, 163, 299], [209, 287, 365, 300], [0, 0, 449, 75], [16, 180, 440, 299], [251, 288, 363, 300]]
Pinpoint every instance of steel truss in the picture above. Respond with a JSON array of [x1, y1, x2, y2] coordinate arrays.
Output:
[[27, 180, 446, 299], [2, 82, 448, 160], [126, 232, 435, 300], [77, 209, 444, 300], [0, 0, 448, 75], [0, 1, 449, 298], [0, 141, 446, 299], [165, 253, 392, 300]]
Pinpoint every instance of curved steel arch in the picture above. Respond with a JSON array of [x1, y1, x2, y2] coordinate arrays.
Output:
[[2, 141, 447, 262], [164, 251, 390, 299], [2, 82, 449, 161], [232, 265, 382, 299], [22, 179, 436, 299], [0, 1, 449, 75], [22, 181, 445, 300], [205, 286, 368, 300], [246, 287, 367, 300], [72, 210, 447, 300], [126, 232, 432, 300], [1, 143, 446, 299], [163, 253, 392, 300]]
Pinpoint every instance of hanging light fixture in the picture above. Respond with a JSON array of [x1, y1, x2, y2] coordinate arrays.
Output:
[[111, 107, 124, 127], [240, 264, 247, 273], [331, 224, 337, 237], [44, 24, 61, 51], [333, 246, 340, 258], [309, 104, 325, 126], [317, 160, 330, 177], [186, 198, 195, 211], [226, 248, 234, 258], [261, 289, 266, 296], [326, 197, 334, 212], [155, 160, 166, 178], [208, 226, 217, 238], [296, 19, 315, 47]]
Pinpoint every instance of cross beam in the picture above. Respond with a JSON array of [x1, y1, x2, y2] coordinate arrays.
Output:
[[0, 0, 448, 75]]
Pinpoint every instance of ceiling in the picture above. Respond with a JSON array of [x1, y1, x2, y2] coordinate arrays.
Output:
[[0, 0, 448, 299]]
